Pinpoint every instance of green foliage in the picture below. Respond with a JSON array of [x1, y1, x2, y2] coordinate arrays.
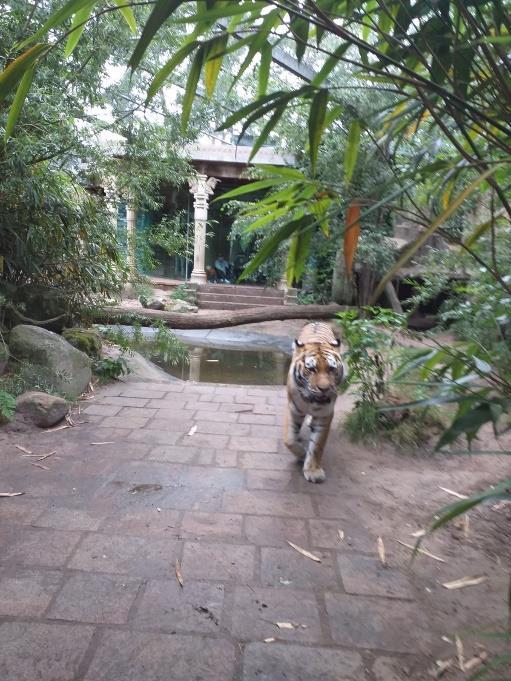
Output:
[[62, 328, 102, 359], [99, 323, 189, 367], [0, 389, 16, 422], [0, 361, 64, 398], [93, 356, 130, 382], [337, 307, 406, 404], [170, 284, 196, 305]]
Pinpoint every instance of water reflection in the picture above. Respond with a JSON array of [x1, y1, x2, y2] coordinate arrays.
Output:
[[151, 345, 290, 386]]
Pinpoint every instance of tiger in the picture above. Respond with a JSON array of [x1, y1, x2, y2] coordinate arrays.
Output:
[[284, 322, 345, 483]]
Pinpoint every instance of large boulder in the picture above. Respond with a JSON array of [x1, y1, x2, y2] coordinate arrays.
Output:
[[62, 328, 102, 358], [9, 325, 92, 398], [16, 391, 69, 428]]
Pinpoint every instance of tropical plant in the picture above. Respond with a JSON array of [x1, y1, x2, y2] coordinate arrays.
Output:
[[93, 356, 130, 382], [0, 389, 16, 422]]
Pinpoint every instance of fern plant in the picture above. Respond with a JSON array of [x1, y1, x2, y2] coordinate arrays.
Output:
[[0, 390, 16, 422]]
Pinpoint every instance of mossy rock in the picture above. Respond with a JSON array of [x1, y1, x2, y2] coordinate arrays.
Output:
[[62, 328, 102, 358]]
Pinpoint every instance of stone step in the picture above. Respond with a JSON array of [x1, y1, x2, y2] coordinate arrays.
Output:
[[198, 284, 283, 298], [198, 292, 284, 305]]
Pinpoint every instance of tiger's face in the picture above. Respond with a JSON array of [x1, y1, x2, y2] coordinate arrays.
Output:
[[292, 339, 344, 404]]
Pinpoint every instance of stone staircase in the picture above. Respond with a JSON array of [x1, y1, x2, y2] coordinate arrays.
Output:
[[197, 284, 286, 310]]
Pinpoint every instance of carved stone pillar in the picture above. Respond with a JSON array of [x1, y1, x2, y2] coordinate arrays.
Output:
[[188, 175, 219, 285], [126, 204, 137, 273]]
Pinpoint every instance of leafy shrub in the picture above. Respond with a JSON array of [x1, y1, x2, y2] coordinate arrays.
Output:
[[93, 356, 130, 382], [0, 390, 16, 422], [170, 284, 196, 305], [0, 361, 64, 398]]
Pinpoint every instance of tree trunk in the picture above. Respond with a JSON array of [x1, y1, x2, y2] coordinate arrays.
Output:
[[94, 303, 349, 330], [331, 247, 355, 304], [384, 281, 403, 314]]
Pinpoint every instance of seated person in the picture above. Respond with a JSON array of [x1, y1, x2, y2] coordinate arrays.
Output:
[[214, 255, 232, 282]]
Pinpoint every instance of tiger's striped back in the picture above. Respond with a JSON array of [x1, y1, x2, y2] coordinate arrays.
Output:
[[296, 322, 339, 347]]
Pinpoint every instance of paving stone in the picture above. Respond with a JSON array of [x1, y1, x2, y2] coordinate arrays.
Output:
[[0, 569, 63, 616], [179, 466, 245, 490], [246, 469, 301, 491], [231, 586, 323, 643], [214, 450, 239, 467], [157, 486, 223, 512], [261, 546, 339, 589], [148, 445, 199, 463], [239, 452, 294, 470], [181, 541, 255, 582], [127, 430, 180, 445], [195, 421, 251, 435], [85, 442, 151, 459], [238, 413, 277, 425], [245, 516, 309, 548], [178, 433, 230, 449], [0, 499, 47, 525], [338, 554, 414, 599], [68, 533, 181, 578], [133, 580, 224, 633], [98, 396, 149, 407], [145, 417, 195, 430], [0, 622, 94, 681], [248, 425, 283, 439], [0, 527, 81, 567], [120, 389, 168, 400], [220, 403, 257, 413], [84, 630, 235, 681], [230, 436, 278, 452], [100, 508, 180, 536], [316, 495, 365, 519], [117, 407, 158, 418], [243, 643, 366, 681], [325, 593, 432, 652], [111, 461, 183, 486], [196, 451, 215, 465], [48, 572, 140, 623], [185, 402, 220, 413], [194, 409, 237, 422], [33, 507, 105, 531], [101, 416, 149, 429], [181, 511, 243, 540], [372, 656, 421, 681], [82, 403, 121, 416], [223, 490, 313, 517], [310, 519, 375, 552]]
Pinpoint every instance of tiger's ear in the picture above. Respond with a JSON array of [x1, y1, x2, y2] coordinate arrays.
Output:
[[330, 338, 341, 347], [293, 339, 304, 350]]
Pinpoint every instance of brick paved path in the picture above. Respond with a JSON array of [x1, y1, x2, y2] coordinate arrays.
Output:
[[0, 380, 432, 680]]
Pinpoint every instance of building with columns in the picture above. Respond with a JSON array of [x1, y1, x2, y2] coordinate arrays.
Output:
[[120, 138, 291, 288]]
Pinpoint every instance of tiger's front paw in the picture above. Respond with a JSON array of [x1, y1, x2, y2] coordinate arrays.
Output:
[[303, 467, 326, 483], [285, 440, 306, 461]]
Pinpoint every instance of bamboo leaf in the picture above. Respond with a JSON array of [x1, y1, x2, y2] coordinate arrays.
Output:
[[64, 2, 95, 58], [217, 90, 287, 131], [344, 119, 361, 185], [0, 43, 48, 102], [344, 201, 361, 277], [147, 41, 198, 103], [240, 216, 307, 280], [311, 42, 350, 85], [113, 0, 137, 34], [129, 0, 183, 70], [248, 104, 286, 162], [258, 41, 272, 97], [214, 177, 290, 202], [370, 165, 502, 304], [286, 220, 313, 284], [204, 34, 228, 98], [4, 64, 35, 140], [19, 0, 95, 46], [290, 15, 309, 62], [308, 89, 328, 175], [181, 45, 204, 132], [463, 208, 508, 248]]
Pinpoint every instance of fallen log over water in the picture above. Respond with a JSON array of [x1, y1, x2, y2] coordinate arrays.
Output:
[[94, 303, 348, 330]]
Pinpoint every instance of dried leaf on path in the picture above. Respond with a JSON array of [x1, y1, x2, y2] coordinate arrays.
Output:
[[410, 528, 426, 538], [287, 541, 321, 563], [275, 622, 295, 630], [187, 425, 197, 436], [37, 451, 56, 461], [442, 575, 487, 590], [43, 424, 70, 433], [455, 634, 464, 671], [90, 442, 115, 445], [264, 637, 275, 643], [439, 486, 468, 500], [463, 652, 487, 672], [432, 658, 453, 678], [15, 445, 32, 454], [395, 539, 446, 563], [31, 462, 49, 470], [377, 536, 386, 566], [175, 559, 184, 588], [0, 492, 24, 497]]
